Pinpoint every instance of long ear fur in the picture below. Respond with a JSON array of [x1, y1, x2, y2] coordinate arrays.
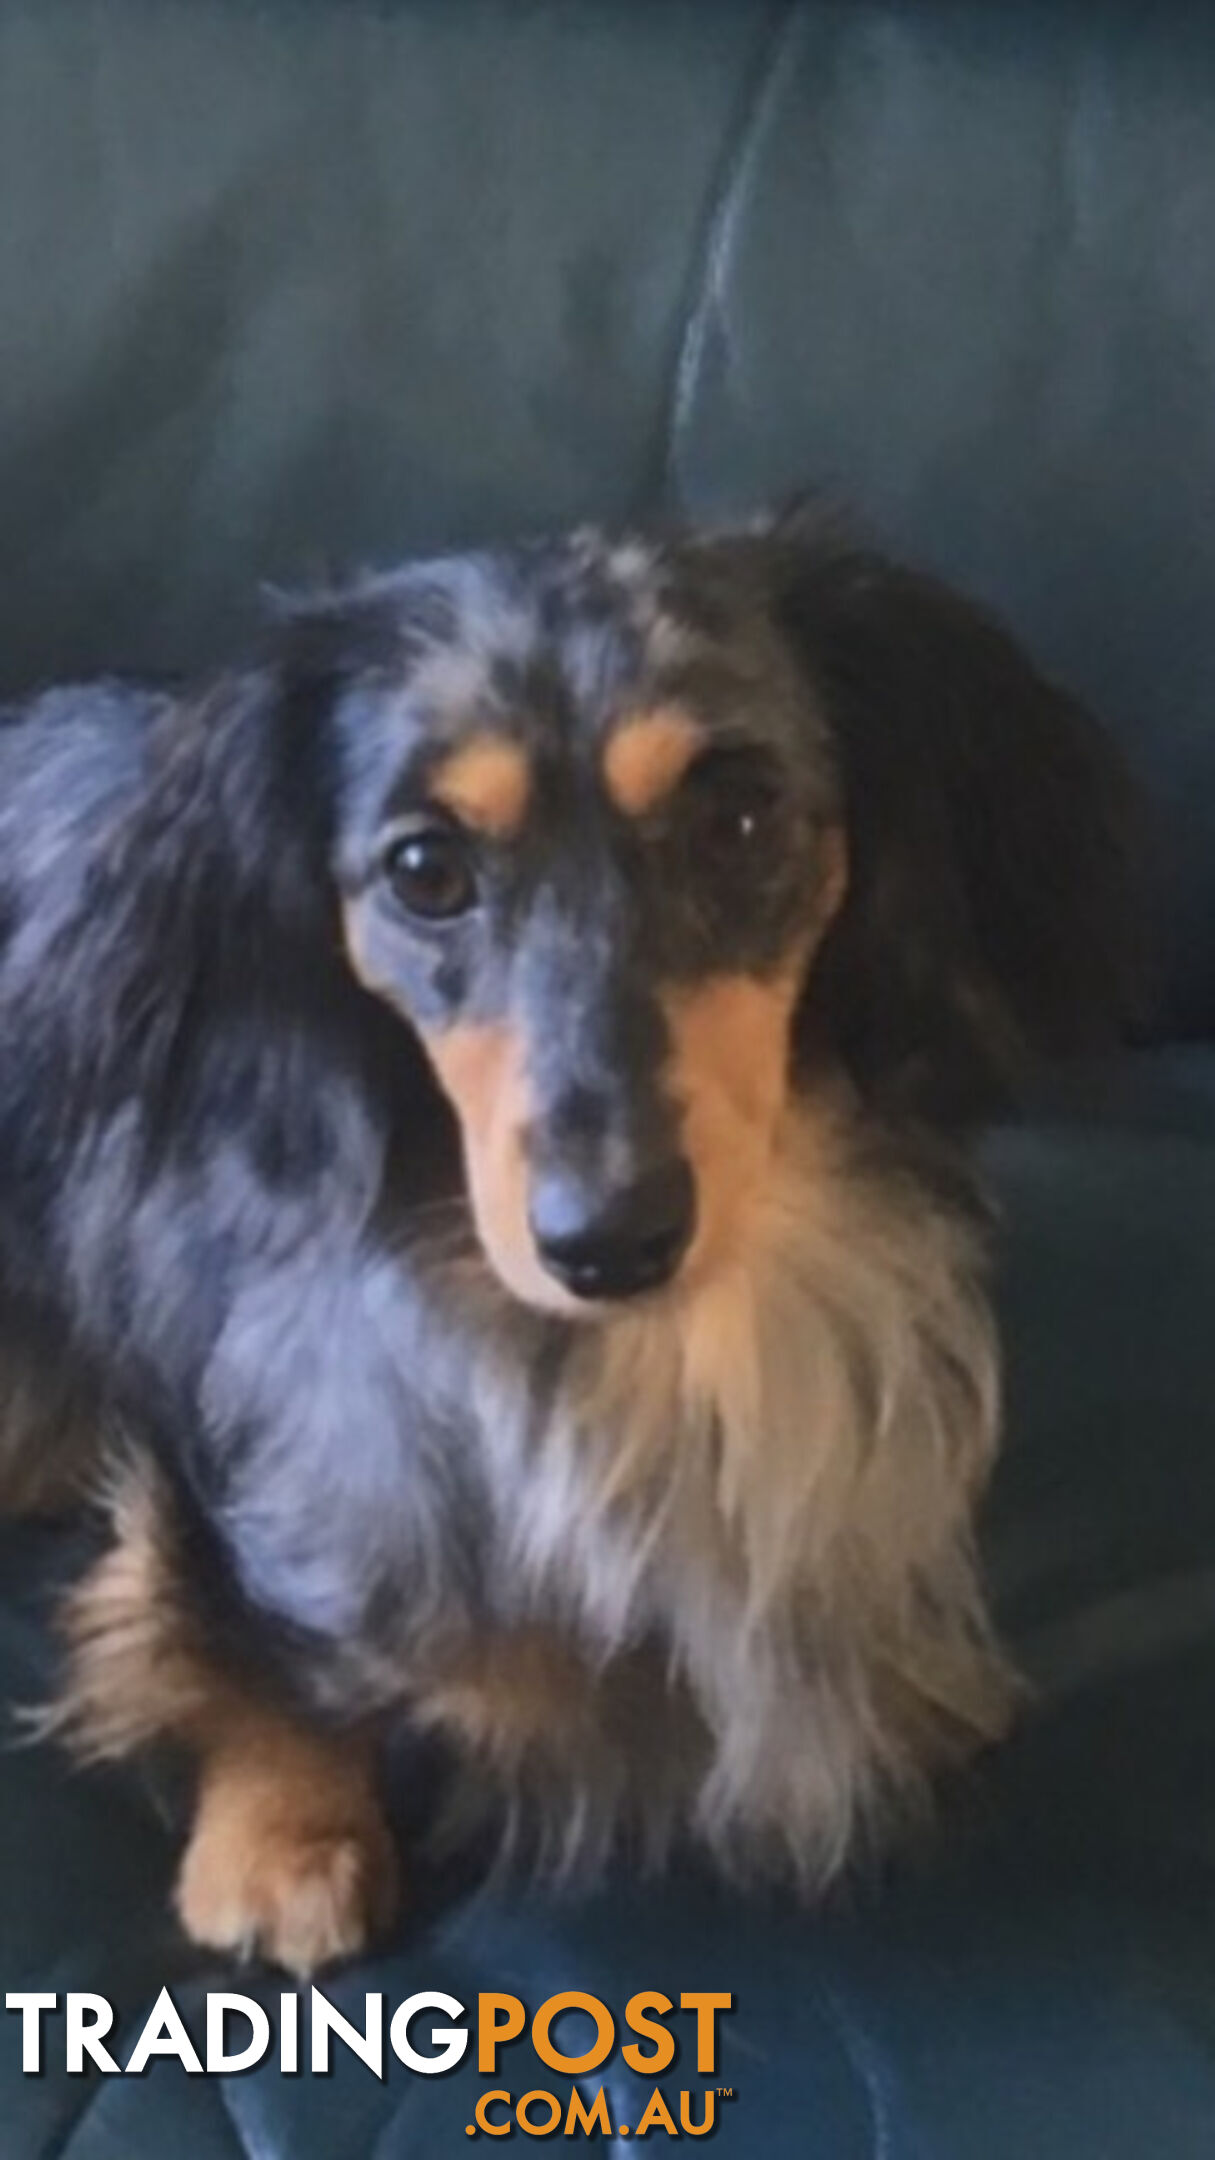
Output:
[[19, 628, 435, 1179], [764, 527, 1143, 1121]]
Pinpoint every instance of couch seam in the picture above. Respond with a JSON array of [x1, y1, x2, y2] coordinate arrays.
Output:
[[813, 1975, 907, 2160], [656, 0, 809, 508]]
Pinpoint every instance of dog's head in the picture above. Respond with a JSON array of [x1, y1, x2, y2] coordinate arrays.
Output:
[[254, 518, 1135, 1318], [314, 535, 844, 1311], [62, 518, 1132, 1319]]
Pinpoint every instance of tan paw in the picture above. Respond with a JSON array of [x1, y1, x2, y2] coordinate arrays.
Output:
[[174, 1732, 400, 1976]]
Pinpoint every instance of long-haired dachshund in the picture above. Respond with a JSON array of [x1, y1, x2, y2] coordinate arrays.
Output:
[[0, 513, 1134, 1974]]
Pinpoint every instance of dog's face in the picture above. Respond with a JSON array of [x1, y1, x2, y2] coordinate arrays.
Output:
[[200, 515, 1132, 1322], [325, 535, 848, 1313]]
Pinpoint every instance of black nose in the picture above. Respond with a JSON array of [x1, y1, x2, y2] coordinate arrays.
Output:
[[530, 1157, 696, 1301]]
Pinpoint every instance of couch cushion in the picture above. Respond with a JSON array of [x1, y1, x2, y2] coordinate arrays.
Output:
[[0, 0, 1212, 1028], [2, 1073, 1213, 2157]]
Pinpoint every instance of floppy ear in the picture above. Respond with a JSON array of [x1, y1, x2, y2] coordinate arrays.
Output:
[[766, 533, 1143, 1121], [32, 663, 331, 1157], [36, 622, 434, 1171]]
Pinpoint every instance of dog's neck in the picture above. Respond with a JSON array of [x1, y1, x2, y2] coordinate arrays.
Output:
[[420, 1101, 1007, 1876], [453, 1106, 998, 1652]]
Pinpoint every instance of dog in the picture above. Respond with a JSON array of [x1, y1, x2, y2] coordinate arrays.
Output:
[[0, 512, 1136, 1974]]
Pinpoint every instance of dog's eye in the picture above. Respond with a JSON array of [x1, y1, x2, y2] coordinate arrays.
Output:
[[683, 751, 784, 859], [384, 826, 477, 921]]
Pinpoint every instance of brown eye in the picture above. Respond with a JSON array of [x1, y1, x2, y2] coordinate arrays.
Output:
[[384, 826, 477, 920], [684, 751, 784, 858]]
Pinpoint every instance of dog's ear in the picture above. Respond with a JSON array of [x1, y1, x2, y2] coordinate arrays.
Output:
[[37, 664, 331, 1145], [763, 531, 1143, 1120], [39, 624, 432, 1169]]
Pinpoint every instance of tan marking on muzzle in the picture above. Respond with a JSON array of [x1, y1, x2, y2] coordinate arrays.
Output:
[[663, 839, 849, 1280], [663, 973, 800, 1280], [429, 734, 532, 838], [601, 706, 705, 817], [419, 1021, 582, 1313]]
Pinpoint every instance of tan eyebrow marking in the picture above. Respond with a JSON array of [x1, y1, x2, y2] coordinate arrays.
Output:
[[601, 706, 706, 818], [428, 734, 532, 838]]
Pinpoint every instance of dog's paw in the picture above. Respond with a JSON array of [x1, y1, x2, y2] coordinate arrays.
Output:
[[174, 1737, 400, 1976]]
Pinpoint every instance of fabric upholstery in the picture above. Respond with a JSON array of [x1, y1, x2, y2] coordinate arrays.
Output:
[[0, 5, 1212, 2154], [0, 2, 1212, 1022]]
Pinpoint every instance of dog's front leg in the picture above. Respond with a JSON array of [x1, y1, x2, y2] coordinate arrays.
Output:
[[52, 1456, 399, 1975], [173, 1693, 399, 1975]]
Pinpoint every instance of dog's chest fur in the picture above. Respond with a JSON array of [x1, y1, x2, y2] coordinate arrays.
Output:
[[199, 1101, 1009, 1879]]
